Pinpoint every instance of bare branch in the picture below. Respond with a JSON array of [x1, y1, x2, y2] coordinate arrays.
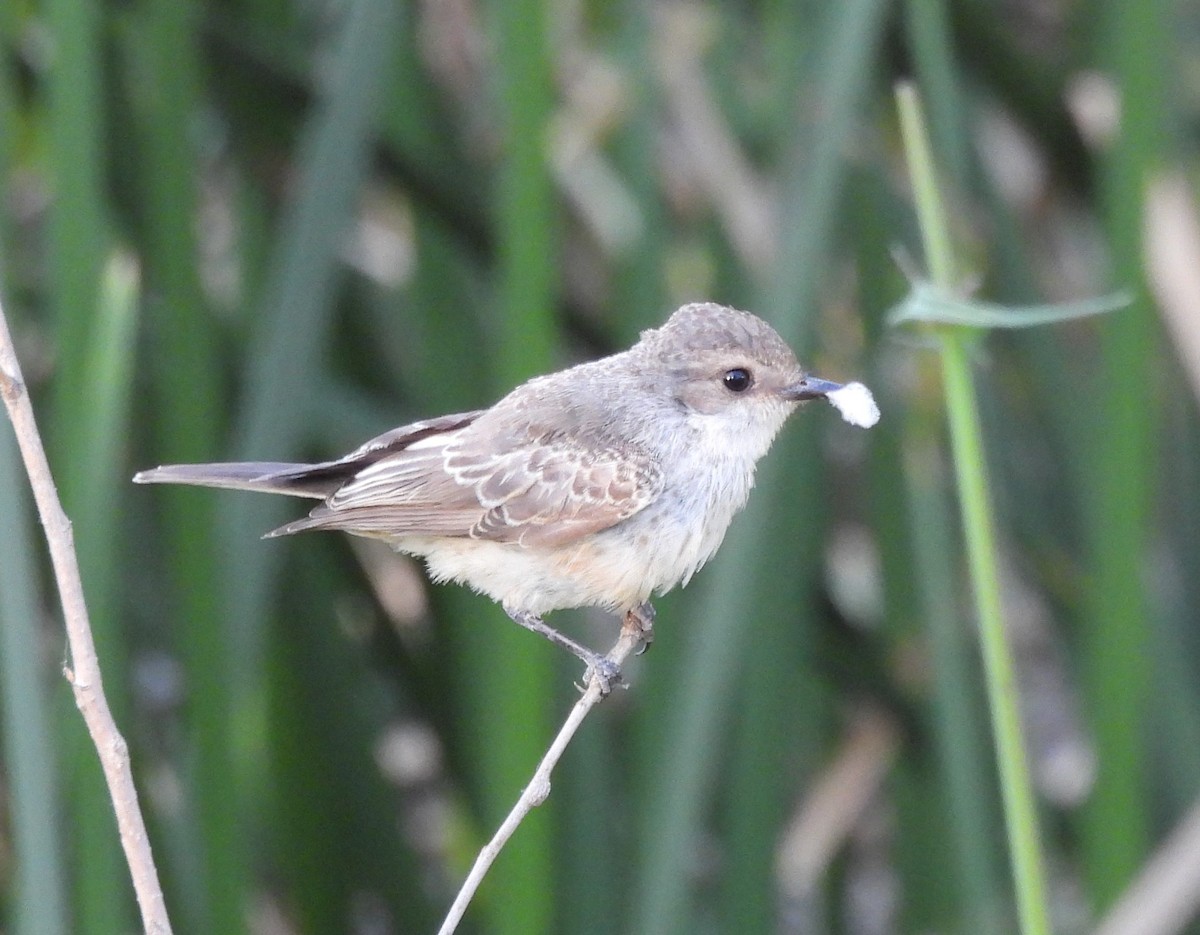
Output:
[[1092, 797, 1200, 935], [0, 298, 173, 934], [436, 615, 645, 935]]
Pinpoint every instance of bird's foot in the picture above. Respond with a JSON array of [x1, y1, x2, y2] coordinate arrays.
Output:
[[581, 653, 623, 696], [505, 607, 621, 695], [625, 602, 656, 656]]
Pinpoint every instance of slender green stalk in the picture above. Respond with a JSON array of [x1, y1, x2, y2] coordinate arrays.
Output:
[[897, 86, 956, 288], [939, 338, 1049, 935], [896, 83, 1050, 935]]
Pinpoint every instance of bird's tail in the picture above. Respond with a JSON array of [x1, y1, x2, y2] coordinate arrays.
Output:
[[132, 461, 341, 500]]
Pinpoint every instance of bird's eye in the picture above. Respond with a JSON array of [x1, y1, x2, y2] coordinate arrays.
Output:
[[723, 368, 753, 393]]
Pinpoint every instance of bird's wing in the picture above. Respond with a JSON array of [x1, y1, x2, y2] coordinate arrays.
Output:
[[271, 426, 664, 548], [451, 432, 665, 547], [134, 410, 486, 499], [312, 410, 487, 474]]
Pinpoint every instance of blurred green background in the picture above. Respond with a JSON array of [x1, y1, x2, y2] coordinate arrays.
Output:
[[1, 0, 1197, 932]]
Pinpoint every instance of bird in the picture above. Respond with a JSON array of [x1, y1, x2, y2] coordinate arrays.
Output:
[[134, 302, 877, 689]]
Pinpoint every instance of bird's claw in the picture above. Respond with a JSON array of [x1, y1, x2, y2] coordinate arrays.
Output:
[[626, 602, 656, 656], [581, 655, 623, 696]]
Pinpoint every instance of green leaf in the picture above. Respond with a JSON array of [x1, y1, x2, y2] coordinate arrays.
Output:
[[888, 281, 1132, 329]]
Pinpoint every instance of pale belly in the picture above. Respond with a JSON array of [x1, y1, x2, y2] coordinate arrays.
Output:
[[395, 528, 686, 616], [391, 461, 754, 617]]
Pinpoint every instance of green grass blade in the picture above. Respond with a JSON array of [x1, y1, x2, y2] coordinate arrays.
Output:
[[65, 254, 140, 632], [720, 615, 823, 934], [1077, 0, 1168, 906], [57, 253, 141, 935], [40, 0, 127, 924], [0, 30, 67, 932], [0, 427, 69, 935], [903, 0, 972, 189], [216, 0, 403, 783], [119, 0, 241, 926], [44, 0, 107, 460], [268, 546, 437, 931], [632, 1, 891, 930], [904, 460, 1009, 933], [446, 2, 560, 933], [608, 0, 668, 336], [488, 0, 558, 383], [0, 1, 16, 254]]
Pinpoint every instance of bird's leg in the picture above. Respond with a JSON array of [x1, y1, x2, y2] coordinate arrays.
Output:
[[624, 602, 656, 655], [505, 608, 621, 694]]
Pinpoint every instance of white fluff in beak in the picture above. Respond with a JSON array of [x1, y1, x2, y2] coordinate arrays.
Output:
[[824, 382, 880, 428]]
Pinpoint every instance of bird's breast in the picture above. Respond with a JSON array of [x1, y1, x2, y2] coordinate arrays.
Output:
[[391, 431, 762, 616]]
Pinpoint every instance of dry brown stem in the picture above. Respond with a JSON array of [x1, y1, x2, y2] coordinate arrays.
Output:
[[0, 299, 173, 934]]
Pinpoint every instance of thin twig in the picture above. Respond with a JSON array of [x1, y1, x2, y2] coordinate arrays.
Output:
[[0, 298, 173, 934], [1092, 797, 1200, 935], [437, 617, 644, 935]]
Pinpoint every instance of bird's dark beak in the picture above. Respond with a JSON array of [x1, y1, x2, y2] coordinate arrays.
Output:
[[781, 376, 844, 401]]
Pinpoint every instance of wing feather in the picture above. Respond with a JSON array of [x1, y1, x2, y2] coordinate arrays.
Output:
[[274, 423, 664, 547]]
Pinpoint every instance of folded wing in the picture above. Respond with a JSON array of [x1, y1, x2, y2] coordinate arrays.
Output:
[[272, 427, 664, 548]]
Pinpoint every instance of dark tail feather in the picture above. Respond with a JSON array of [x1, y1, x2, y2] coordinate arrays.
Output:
[[132, 462, 340, 499]]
